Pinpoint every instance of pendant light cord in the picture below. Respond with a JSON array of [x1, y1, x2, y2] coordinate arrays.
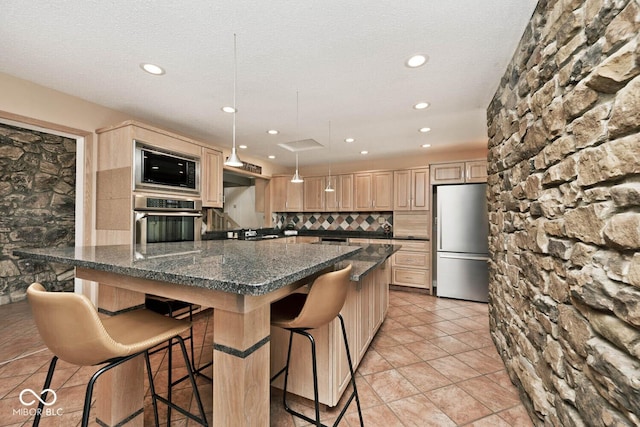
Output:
[[232, 33, 237, 150]]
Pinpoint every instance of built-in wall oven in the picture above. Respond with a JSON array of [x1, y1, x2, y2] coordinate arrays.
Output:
[[133, 196, 203, 245]]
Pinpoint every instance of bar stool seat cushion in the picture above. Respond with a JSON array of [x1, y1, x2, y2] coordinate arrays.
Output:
[[28, 283, 190, 366]]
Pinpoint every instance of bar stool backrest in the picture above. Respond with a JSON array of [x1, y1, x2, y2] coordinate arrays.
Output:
[[282, 264, 352, 330], [27, 283, 130, 366]]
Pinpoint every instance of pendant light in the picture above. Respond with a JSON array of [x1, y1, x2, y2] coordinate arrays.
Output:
[[325, 120, 335, 192], [291, 91, 304, 183], [224, 33, 243, 167]]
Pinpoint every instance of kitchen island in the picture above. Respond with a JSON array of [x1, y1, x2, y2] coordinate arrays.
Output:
[[14, 240, 363, 427]]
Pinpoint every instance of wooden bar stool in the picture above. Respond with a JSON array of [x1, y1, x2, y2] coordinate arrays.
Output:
[[270, 264, 364, 427], [26, 283, 209, 427]]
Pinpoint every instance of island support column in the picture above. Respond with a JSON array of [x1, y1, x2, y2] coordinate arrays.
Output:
[[95, 285, 146, 426], [213, 304, 271, 426]]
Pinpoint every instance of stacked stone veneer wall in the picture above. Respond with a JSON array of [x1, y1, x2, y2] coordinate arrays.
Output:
[[487, 0, 640, 425], [0, 123, 76, 305]]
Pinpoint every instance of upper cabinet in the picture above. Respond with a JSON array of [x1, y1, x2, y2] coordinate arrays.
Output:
[[271, 176, 303, 212], [465, 160, 489, 183], [354, 172, 393, 211], [202, 147, 223, 208], [431, 160, 487, 185], [303, 176, 326, 211], [325, 174, 354, 212], [393, 167, 429, 211]]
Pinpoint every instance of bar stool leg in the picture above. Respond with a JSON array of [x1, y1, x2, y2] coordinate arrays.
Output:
[[144, 351, 160, 427], [339, 313, 364, 426], [33, 356, 58, 427]]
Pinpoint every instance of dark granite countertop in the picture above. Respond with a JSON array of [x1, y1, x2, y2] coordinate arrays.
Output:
[[202, 228, 427, 241], [14, 240, 362, 296], [336, 243, 401, 281]]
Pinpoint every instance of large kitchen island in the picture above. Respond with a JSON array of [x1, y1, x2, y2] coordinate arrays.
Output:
[[15, 240, 398, 426]]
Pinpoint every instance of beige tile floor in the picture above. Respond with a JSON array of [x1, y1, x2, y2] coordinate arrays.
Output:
[[0, 289, 533, 426]]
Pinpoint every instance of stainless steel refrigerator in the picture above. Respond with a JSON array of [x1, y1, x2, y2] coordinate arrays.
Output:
[[435, 183, 489, 303]]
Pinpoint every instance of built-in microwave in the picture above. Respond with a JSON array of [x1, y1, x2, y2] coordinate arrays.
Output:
[[134, 140, 200, 195]]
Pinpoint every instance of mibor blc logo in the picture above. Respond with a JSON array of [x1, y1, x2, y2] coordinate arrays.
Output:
[[13, 388, 63, 417]]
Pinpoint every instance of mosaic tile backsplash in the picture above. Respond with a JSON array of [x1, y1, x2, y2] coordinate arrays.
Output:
[[273, 212, 393, 232]]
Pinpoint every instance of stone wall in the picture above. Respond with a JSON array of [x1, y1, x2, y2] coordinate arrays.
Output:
[[0, 123, 76, 305], [486, 0, 640, 425]]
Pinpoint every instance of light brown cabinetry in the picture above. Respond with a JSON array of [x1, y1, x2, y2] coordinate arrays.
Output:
[[296, 236, 320, 243], [354, 171, 393, 211], [391, 239, 431, 291], [430, 160, 487, 185], [270, 260, 390, 407], [303, 176, 326, 211], [271, 176, 303, 212], [202, 147, 223, 208], [325, 174, 354, 212], [95, 121, 214, 246], [393, 167, 429, 211], [465, 160, 489, 183]]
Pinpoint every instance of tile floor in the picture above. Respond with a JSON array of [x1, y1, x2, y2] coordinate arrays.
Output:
[[0, 289, 533, 426]]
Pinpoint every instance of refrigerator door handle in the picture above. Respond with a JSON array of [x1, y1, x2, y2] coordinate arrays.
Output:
[[439, 254, 489, 261], [437, 201, 442, 251]]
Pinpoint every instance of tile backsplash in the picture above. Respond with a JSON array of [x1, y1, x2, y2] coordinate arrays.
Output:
[[273, 212, 393, 232]]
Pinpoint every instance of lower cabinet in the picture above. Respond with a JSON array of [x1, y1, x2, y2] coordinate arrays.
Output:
[[270, 260, 390, 407], [391, 239, 431, 292]]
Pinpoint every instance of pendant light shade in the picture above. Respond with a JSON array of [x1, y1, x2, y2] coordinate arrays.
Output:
[[291, 153, 303, 183], [224, 34, 243, 167]]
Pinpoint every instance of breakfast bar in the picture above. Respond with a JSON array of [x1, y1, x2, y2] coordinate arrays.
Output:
[[15, 240, 363, 426]]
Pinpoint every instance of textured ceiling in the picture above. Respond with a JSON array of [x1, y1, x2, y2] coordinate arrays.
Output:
[[0, 1, 538, 167]]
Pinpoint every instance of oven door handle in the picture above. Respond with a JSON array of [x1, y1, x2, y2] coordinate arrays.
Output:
[[135, 211, 203, 220]]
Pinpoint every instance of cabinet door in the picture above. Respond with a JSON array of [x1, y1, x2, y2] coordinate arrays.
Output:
[[354, 173, 372, 210], [431, 162, 465, 185], [286, 179, 304, 211], [202, 148, 223, 208], [372, 171, 393, 211], [465, 160, 488, 183], [338, 174, 354, 211], [336, 281, 359, 398], [270, 176, 288, 212], [303, 176, 325, 211], [357, 276, 373, 360], [411, 168, 429, 210], [393, 170, 411, 211]]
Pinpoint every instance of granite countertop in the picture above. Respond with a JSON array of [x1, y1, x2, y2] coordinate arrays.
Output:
[[14, 240, 361, 296], [336, 243, 401, 281], [203, 228, 428, 241]]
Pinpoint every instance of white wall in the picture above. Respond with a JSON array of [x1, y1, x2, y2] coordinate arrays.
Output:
[[224, 186, 265, 229]]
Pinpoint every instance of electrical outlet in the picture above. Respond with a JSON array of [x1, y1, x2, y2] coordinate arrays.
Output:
[[377, 217, 385, 224]]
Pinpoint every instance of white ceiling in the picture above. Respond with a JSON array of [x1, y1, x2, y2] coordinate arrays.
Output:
[[0, 1, 537, 168]]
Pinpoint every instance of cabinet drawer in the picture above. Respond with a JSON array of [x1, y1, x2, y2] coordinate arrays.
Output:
[[392, 268, 429, 288], [392, 240, 429, 252], [393, 251, 429, 268]]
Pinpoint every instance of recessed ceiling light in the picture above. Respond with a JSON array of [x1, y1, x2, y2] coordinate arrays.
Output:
[[140, 63, 165, 75], [419, 127, 431, 133], [345, 138, 355, 143], [405, 54, 428, 68], [221, 106, 236, 113], [268, 155, 276, 159], [360, 150, 368, 155], [421, 144, 431, 148], [267, 129, 279, 135], [239, 145, 247, 149], [413, 102, 430, 110]]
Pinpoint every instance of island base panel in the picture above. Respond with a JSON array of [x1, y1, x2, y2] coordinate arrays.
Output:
[[213, 307, 271, 426], [96, 285, 145, 426]]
